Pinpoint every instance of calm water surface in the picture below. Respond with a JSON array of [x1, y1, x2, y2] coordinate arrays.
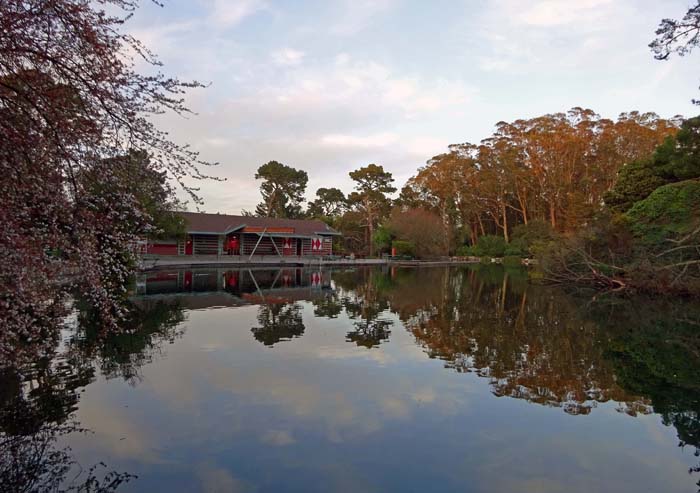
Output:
[[3, 266, 700, 492]]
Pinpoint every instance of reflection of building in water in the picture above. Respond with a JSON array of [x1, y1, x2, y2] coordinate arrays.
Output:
[[135, 268, 333, 309]]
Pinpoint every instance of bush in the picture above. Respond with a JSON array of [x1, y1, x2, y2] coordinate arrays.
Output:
[[373, 225, 393, 253], [455, 244, 475, 256], [626, 179, 700, 248], [504, 238, 527, 256], [392, 240, 415, 257], [473, 235, 506, 257], [512, 220, 553, 245]]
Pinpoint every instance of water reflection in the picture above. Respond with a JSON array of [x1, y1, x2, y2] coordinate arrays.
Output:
[[0, 352, 129, 492], [252, 303, 305, 346], [393, 267, 651, 415], [2, 265, 700, 491]]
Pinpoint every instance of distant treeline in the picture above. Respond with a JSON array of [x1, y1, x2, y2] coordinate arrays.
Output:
[[249, 108, 681, 256]]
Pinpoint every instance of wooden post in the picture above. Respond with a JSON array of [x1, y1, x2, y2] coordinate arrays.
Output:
[[249, 228, 267, 260]]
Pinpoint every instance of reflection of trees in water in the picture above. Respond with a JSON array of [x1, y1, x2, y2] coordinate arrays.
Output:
[[0, 421, 134, 492], [588, 298, 700, 487], [345, 319, 392, 349], [69, 299, 186, 385], [0, 365, 134, 492], [312, 293, 343, 319], [308, 268, 395, 348], [339, 269, 393, 348], [377, 264, 700, 486], [251, 303, 305, 346], [0, 298, 186, 491], [386, 266, 650, 415]]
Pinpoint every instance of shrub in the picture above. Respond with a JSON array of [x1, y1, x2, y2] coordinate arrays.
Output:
[[373, 225, 393, 254], [626, 179, 700, 248], [512, 220, 554, 247], [392, 240, 416, 257], [504, 238, 527, 257], [456, 244, 475, 256], [473, 235, 506, 257]]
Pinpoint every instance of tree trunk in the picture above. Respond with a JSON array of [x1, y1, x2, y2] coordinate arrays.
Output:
[[367, 206, 375, 257], [549, 202, 557, 230], [501, 202, 509, 243]]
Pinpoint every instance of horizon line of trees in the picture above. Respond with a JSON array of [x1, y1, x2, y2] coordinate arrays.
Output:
[[247, 108, 681, 257]]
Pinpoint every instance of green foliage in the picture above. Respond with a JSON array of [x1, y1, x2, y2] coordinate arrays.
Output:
[[307, 187, 347, 218], [456, 244, 475, 256], [392, 240, 415, 256], [606, 117, 700, 213], [472, 235, 506, 257], [347, 164, 396, 256], [373, 225, 393, 253], [349, 164, 397, 196], [512, 220, 554, 244], [626, 179, 700, 247], [254, 160, 308, 218], [604, 157, 670, 213], [659, 117, 700, 180], [504, 238, 527, 256]]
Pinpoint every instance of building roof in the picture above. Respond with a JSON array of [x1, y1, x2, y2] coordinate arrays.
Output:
[[179, 211, 341, 237]]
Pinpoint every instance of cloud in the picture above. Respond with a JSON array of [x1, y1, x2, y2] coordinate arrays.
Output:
[[261, 429, 296, 446], [271, 48, 305, 66], [514, 0, 615, 27], [330, 0, 398, 35], [320, 132, 399, 149], [472, 0, 637, 72], [196, 464, 251, 493], [209, 0, 267, 28]]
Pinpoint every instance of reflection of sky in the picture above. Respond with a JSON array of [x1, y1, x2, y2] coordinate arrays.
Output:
[[65, 301, 696, 493]]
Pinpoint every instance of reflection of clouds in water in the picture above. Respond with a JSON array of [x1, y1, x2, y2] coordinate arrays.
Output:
[[381, 397, 410, 419], [71, 399, 163, 464], [261, 429, 295, 446], [196, 463, 251, 493], [409, 387, 437, 404], [315, 345, 395, 365]]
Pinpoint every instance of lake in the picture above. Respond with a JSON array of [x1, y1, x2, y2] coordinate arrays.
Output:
[[2, 265, 699, 492]]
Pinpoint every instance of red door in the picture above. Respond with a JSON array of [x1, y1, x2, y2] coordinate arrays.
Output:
[[185, 236, 193, 255]]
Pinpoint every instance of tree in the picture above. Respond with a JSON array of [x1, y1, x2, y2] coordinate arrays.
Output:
[[348, 164, 396, 256], [387, 208, 448, 258], [80, 150, 187, 240], [651, 2, 700, 103], [400, 108, 678, 251], [306, 187, 347, 219], [605, 117, 700, 212], [0, 0, 215, 360], [254, 161, 308, 218]]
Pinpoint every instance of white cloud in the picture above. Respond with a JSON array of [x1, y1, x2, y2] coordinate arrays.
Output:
[[209, 0, 267, 28], [515, 0, 615, 27], [330, 0, 398, 35], [472, 0, 638, 72], [271, 48, 305, 66], [321, 132, 399, 148]]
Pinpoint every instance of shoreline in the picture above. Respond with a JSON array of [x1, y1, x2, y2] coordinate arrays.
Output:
[[138, 255, 483, 271]]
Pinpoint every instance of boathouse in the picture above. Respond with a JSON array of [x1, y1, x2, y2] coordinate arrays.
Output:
[[145, 212, 340, 257]]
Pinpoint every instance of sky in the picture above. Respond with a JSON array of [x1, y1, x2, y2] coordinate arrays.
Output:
[[124, 0, 700, 214]]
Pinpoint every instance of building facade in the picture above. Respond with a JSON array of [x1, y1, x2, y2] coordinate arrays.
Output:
[[145, 212, 340, 257]]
